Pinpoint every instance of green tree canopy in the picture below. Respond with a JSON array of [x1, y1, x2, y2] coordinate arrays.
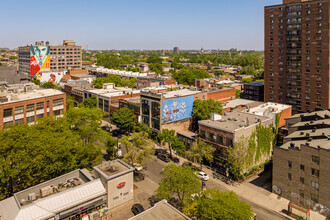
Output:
[[66, 95, 76, 110], [155, 164, 201, 208], [81, 95, 97, 108], [120, 132, 155, 166], [0, 108, 106, 199], [192, 189, 254, 220], [193, 99, 223, 121], [111, 107, 136, 133], [93, 75, 136, 89], [172, 69, 210, 85], [185, 138, 214, 169]]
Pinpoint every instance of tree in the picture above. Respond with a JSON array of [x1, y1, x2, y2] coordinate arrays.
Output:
[[157, 129, 176, 158], [106, 136, 118, 160], [132, 122, 152, 137], [155, 164, 201, 208], [0, 110, 105, 200], [185, 138, 214, 169], [193, 99, 223, 121], [227, 136, 250, 179], [147, 55, 163, 64], [241, 77, 253, 83], [81, 96, 97, 108], [172, 68, 210, 85], [66, 95, 76, 110], [42, 82, 56, 88], [120, 132, 155, 166], [192, 189, 254, 220], [112, 107, 136, 133], [235, 89, 242, 98]]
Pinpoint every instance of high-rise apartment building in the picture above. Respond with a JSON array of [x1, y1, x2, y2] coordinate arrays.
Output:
[[18, 40, 82, 77], [264, 0, 329, 112]]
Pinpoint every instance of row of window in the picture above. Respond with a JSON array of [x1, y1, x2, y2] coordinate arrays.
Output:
[[3, 99, 63, 118], [269, 2, 323, 13], [50, 48, 81, 51]]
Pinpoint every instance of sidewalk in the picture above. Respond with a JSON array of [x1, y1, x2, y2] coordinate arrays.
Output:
[[165, 147, 326, 220]]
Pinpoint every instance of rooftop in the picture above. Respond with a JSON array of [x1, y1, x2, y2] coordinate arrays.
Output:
[[198, 111, 271, 132], [122, 96, 141, 104], [128, 200, 191, 220], [289, 110, 330, 119], [285, 128, 330, 140], [222, 98, 261, 110], [280, 139, 330, 150], [177, 130, 198, 139], [93, 159, 134, 180], [244, 81, 264, 86], [0, 83, 64, 105], [247, 102, 291, 116], [291, 118, 330, 128]]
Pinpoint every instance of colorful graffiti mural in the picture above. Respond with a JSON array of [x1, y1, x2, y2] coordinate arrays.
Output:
[[161, 96, 194, 124], [37, 71, 67, 85], [30, 46, 50, 76]]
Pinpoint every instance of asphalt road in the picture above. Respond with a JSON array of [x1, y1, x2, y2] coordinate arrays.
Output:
[[145, 156, 290, 220]]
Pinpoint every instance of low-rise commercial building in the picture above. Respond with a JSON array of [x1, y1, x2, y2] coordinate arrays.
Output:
[[0, 83, 66, 129], [273, 111, 330, 216], [198, 111, 272, 165], [0, 159, 134, 220]]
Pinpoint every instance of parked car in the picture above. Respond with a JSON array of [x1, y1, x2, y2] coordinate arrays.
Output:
[[157, 153, 170, 162], [155, 148, 167, 156], [134, 170, 145, 181], [133, 163, 143, 171], [131, 204, 145, 215], [196, 171, 209, 181], [171, 156, 180, 163]]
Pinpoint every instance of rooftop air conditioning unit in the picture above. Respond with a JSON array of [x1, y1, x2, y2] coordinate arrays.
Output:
[[28, 193, 36, 201]]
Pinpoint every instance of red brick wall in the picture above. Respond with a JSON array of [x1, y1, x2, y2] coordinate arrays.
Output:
[[0, 93, 66, 130], [278, 106, 292, 128], [165, 79, 177, 85], [161, 118, 193, 133], [207, 88, 235, 103]]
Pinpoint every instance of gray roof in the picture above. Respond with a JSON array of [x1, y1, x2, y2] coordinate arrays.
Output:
[[289, 110, 330, 119], [244, 81, 264, 86], [198, 111, 271, 132], [128, 200, 191, 220], [285, 128, 330, 140], [222, 98, 261, 110], [0, 179, 106, 220], [280, 139, 330, 150], [177, 130, 198, 139], [163, 89, 201, 99]]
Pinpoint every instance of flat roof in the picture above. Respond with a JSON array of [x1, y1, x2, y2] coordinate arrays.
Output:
[[291, 118, 330, 128], [289, 110, 330, 119], [93, 159, 134, 180], [248, 102, 291, 116], [280, 139, 330, 150], [0, 88, 64, 106], [285, 128, 330, 140], [128, 200, 190, 220], [177, 130, 198, 139], [163, 89, 201, 99], [122, 96, 141, 104], [222, 98, 259, 109], [244, 81, 264, 86], [198, 111, 271, 132]]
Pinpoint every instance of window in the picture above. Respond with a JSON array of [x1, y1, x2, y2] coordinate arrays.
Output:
[[299, 190, 304, 198], [26, 116, 35, 123], [311, 181, 319, 190], [317, 23, 322, 27], [53, 109, 63, 116], [288, 173, 292, 181], [53, 98, 64, 107], [300, 177, 304, 184], [36, 114, 44, 119], [27, 104, 34, 112], [15, 106, 24, 115], [318, 9, 322, 13], [307, 10, 311, 14], [312, 156, 320, 165], [36, 102, 44, 110], [311, 168, 319, 177], [311, 194, 318, 203], [288, 161, 292, 168], [15, 118, 24, 125], [300, 165, 305, 171], [3, 108, 13, 117], [142, 99, 150, 116], [318, 2, 322, 6]]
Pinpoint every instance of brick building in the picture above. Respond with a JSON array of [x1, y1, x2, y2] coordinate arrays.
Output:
[[0, 83, 66, 130], [273, 110, 330, 216], [265, 0, 330, 112], [140, 87, 235, 133], [18, 40, 82, 77], [198, 112, 273, 162]]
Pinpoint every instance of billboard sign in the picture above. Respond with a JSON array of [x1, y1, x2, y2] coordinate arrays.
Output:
[[30, 46, 50, 76], [162, 96, 194, 124]]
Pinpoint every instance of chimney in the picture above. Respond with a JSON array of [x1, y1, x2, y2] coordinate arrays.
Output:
[[46, 41, 49, 46]]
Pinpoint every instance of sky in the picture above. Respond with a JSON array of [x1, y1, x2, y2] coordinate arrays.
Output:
[[0, 0, 282, 50]]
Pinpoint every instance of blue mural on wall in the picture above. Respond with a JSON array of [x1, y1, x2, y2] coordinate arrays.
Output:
[[161, 96, 194, 124]]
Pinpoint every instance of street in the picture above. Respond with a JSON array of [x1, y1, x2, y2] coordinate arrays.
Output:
[[143, 156, 290, 220]]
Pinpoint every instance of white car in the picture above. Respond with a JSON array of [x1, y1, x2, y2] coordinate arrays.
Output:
[[196, 171, 209, 181], [133, 163, 143, 171]]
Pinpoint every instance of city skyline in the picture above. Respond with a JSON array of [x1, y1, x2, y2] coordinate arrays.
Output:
[[1, 0, 281, 50]]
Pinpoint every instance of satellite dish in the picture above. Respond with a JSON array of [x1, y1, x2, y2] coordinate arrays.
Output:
[[273, 185, 282, 195]]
